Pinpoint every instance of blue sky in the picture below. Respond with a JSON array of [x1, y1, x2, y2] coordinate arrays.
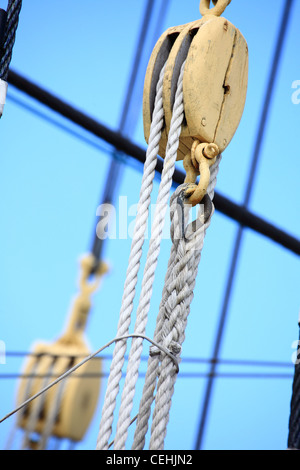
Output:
[[0, 0, 299, 450]]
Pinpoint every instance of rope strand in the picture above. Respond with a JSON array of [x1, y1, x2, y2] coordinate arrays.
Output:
[[112, 61, 187, 450]]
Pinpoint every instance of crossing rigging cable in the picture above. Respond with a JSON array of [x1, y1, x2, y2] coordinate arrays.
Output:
[[5, 68, 300, 256], [2, 0, 298, 452]]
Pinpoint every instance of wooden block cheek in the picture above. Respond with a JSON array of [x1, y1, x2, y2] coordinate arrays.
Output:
[[183, 18, 248, 153], [17, 343, 102, 441]]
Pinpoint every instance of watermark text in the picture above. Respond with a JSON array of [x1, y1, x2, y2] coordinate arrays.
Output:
[[292, 80, 300, 104]]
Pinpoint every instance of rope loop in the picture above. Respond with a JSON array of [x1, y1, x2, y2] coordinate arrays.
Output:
[[200, 0, 231, 17], [170, 184, 213, 245]]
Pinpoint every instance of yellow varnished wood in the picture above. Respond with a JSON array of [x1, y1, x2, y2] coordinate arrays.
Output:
[[213, 25, 248, 150], [183, 16, 248, 153]]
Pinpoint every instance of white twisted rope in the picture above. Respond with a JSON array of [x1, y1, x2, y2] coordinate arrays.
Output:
[[112, 61, 187, 450], [133, 157, 221, 450], [96, 62, 167, 450], [132, 245, 176, 450]]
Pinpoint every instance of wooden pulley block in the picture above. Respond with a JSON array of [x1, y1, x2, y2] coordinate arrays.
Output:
[[143, 0, 248, 160], [16, 254, 108, 446], [17, 340, 101, 444]]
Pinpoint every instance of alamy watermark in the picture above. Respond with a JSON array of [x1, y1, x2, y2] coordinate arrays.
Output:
[[291, 80, 300, 104], [95, 196, 206, 244], [0, 340, 5, 364]]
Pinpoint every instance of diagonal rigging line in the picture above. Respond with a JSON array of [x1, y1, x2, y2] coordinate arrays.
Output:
[[195, 0, 295, 450], [6, 92, 115, 155], [0, 334, 179, 425], [5, 70, 300, 256]]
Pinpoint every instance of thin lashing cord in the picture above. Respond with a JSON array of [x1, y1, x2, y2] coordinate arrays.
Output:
[[113, 60, 187, 450], [0, 334, 179, 430], [95, 63, 167, 450]]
